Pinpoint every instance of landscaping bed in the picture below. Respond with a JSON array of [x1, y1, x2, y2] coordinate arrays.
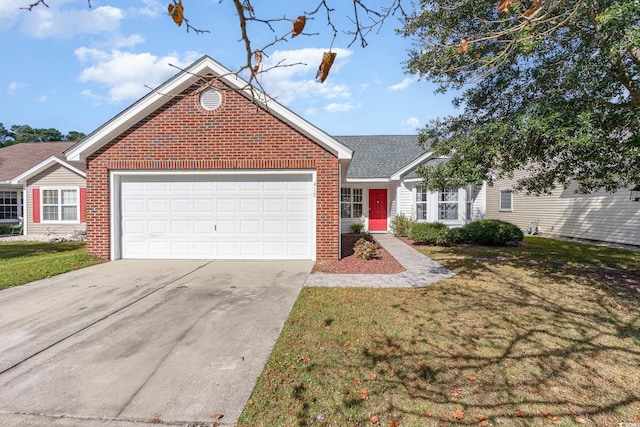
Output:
[[311, 233, 405, 274]]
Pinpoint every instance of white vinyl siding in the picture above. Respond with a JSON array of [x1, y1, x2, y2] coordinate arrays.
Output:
[[487, 170, 640, 247]]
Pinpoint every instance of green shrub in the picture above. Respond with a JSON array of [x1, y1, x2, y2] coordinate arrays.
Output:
[[390, 214, 414, 237], [353, 238, 381, 260], [359, 232, 375, 242], [350, 222, 364, 233], [453, 219, 523, 246], [0, 226, 13, 235], [410, 222, 450, 245]]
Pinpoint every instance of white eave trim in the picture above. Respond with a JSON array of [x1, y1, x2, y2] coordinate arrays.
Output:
[[10, 156, 86, 184], [390, 151, 435, 181], [66, 55, 353, 162], [345, 177, 391, 183]]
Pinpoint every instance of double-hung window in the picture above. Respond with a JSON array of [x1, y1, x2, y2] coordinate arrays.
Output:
[[438, 188, 459, 221], [416, 188, 428, 221], [499, 188, 513, 211], [341, 188, 363, 219], [0, 191, 19, 220], [42, 188, 79, 222]]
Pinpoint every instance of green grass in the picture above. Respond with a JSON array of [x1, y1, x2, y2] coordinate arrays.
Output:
[[239, 237, 640, 426], [0, 241, 103, 290]]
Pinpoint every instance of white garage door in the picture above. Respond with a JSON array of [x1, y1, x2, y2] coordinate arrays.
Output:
[[118, 173, 314, 260]]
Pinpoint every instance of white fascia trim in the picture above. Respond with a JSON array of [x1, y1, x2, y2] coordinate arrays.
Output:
[[390, 152, 437, 181], [67, 56, 352, 162], [402, 177, 425, 183], [345, 178, 390, 183], [10, 156, 86, 184]]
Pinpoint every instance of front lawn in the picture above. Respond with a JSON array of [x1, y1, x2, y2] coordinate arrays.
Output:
[[239, 236, 640, 426], [0, 241, 103, 290]]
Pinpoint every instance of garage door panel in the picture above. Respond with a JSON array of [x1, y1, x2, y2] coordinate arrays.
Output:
[[119, 174, 314, 260]]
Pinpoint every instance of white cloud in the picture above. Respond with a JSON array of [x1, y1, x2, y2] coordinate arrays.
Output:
[[75, 48, 201, 103], [128, 0, 164, 18], [324, 102, 353, 113], [37, 95, 48, 102], [257, 48, 353, 105], [80, 89, 104, 105], [401, 117, 421, 132], [0, 1, 22, 30], [389, 76, 417, 92], [21, 4, 123, 38], [7, 81, 28, 96]]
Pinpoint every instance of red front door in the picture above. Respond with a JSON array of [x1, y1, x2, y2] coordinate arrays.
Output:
[[368, 189, 387, 231]]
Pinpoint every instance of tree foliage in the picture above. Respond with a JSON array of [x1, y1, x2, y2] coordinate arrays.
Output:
[[403, 0, 640, 194], [0, 124, 86, 146]]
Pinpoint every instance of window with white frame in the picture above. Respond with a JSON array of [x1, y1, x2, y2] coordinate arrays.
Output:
[[42, 188, 79, 222], [416, 188, 428, 221], [438, 188, 459, 220], [499, 188, 513, 211], [340, 188, 363, 219], [466, 184, 477, 221], [0, 191, 19, 220]]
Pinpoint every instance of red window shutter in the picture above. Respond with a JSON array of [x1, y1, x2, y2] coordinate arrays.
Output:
[[80, 188, 87, 222], [32, 188, 40, 223]]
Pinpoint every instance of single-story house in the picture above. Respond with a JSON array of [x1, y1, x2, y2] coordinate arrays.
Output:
[[66, 55, 485, 261], [487, 171, 640, 247], [0, 142, 87, 235]]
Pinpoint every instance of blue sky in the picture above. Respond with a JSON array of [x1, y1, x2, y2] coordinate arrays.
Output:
[[0, 0, 460, 137]]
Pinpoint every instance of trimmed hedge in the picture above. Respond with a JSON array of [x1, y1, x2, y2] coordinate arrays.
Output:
[[410, 222, 450, 245], [410, 219, 523, 246], [453, 219, 523, 246]]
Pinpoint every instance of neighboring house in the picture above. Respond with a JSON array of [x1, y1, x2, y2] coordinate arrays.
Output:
[[0, 142, 87, 235], [65, 56, 484, 261], [487, 171, 640, 247]]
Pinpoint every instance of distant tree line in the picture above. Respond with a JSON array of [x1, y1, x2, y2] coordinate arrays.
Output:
[[0, 123, 86, 147]]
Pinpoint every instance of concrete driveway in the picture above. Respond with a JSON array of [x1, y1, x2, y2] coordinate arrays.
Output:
[[0, 259, 312, 426]]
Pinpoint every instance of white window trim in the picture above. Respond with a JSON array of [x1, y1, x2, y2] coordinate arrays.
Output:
[[499, 188, 513, 212], [0, 190, 21, 222], [415, 187, 429, 222], [341, 187, 364, 219], [437, 188, 460, 222], [41, 186, 81, 224]]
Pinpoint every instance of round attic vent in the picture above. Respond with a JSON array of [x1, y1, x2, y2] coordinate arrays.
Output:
[[199, 89, 222, 110]]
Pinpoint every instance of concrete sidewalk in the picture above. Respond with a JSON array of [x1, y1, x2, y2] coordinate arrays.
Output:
[[305, 233, 454, 287]]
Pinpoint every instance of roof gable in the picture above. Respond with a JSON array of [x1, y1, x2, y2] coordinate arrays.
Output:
[[0, 142, 85, 183], [336, 135, 432, 180], [66, 55, 352, 162]]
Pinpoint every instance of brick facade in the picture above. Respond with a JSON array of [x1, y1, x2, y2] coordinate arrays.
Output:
[[86, 81, 340, 260]]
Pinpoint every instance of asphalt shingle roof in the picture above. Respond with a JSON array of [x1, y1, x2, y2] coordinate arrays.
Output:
[[0, 142, 85, 183], [335, 135, 429, 179]]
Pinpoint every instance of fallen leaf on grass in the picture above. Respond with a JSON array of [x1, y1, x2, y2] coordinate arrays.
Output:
[[353, 377, 363, 385], [467, 374, 478, 381], [368, 372, 378, 379], [575, 417, 588, 424], [370, 414, 379, 423], [296, 355, 311, 362], [359, 388, 369, 400], [425, 408, 434, 417], [454, 409, 465, 420], [389, 420, 399, 427]]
